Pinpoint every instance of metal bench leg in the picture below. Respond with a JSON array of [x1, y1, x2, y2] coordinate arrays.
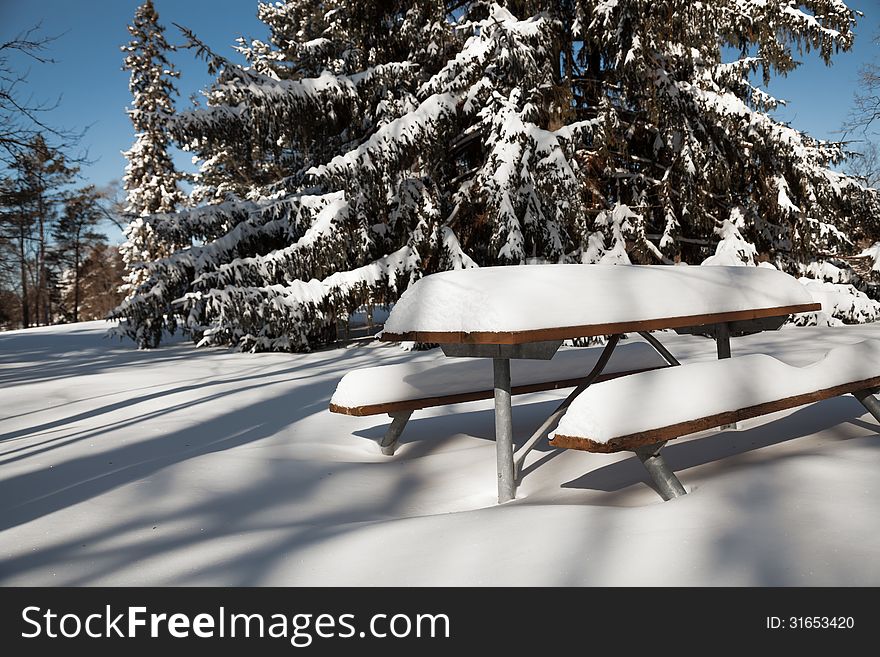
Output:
[[379, 411, 412, 456], [853, 389, 880, 424], [634, 441, 687, 501], [494, 357, 516, 503]]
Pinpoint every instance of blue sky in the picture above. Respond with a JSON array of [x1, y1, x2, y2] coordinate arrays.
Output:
[[1, 1, 265, 198], [763, 0, 879, 139], [1, 0, 878, 244]]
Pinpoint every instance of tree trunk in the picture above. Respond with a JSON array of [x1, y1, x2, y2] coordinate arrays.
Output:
[[586, 49, 602, 107], [73, 239, 81, 323], [18, 223, 30, 328], [37, 194, 46, 326]]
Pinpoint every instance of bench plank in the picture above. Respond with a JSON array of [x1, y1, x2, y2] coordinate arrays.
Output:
[[549, 340, 880, 454], [550, 376, 880, 453], [329, 342, 668, 417], [330, 368, 663, 417]]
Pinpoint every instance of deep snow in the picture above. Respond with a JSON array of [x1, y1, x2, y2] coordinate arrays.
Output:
[[2, 320, 880, 585]]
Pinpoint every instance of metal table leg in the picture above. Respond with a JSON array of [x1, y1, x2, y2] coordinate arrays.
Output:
[[715, 322, 731, 359], [715, 322, 737, 430], [494, 357, 515, 503]]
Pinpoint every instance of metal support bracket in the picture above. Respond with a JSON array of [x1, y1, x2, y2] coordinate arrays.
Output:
[[441, 340, 562, 360], [634, 441, 687, 501], [637, 331, 681, 367], [674, 315, 788, 337], [379, 411, 413, 456], [513, 334, 623, 480]]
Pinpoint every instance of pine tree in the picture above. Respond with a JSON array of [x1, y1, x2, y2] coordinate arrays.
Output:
[[1, 134, 77, 327], [59, 243, 125, 322], [0, 173, 33, 327], [121, 0, 185, 217], [119, 0, 187, 329], [52, 186, 106, 322], [112, 0, 880, 351]]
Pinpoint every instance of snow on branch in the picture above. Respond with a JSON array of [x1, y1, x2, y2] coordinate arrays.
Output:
[[194, 245, 421, 351], [110, 0, 880, 352]]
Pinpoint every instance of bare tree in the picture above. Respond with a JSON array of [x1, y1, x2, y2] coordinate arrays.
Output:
[[847, 141, 880, 188], [849, 33, 880, 135], [844, 33, 880, 187], [0, 25, 73, 164], [93, 179, 129, 233]]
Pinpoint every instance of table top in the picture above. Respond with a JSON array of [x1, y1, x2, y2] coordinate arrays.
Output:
[[381, 264, 820, 345]]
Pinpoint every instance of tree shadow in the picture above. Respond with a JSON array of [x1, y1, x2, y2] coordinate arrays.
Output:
[[0, 375, 338, 533], [2, 355, 338, 445], [0, 449, 432, 585], [0, 325, 464, 585], [0, 326, 196, 386]]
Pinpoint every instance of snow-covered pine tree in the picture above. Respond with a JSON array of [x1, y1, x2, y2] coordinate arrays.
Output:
[[118, 0, 187, 343], [121, 0, 186, 218], [112, 1, 880, 351]]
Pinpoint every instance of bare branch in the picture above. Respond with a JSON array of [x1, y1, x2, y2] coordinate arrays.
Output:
[[845, 140, 880, 188], [0, 24, 79, 164], [844, 32, 880, 137]]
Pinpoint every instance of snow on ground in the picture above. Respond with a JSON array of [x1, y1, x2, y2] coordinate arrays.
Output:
[[2, 320, 880, 585]]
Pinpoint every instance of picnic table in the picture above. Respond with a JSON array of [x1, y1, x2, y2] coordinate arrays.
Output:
[[380, 264, 820, 503]]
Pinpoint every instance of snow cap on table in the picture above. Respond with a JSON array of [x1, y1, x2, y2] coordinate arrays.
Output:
[[383, 264, 815, 335]]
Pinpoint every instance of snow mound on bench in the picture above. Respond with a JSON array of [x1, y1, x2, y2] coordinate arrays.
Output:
[[550, 339, 880, 445], [383, 264, 815, 335], [330, 342, 667, 411]]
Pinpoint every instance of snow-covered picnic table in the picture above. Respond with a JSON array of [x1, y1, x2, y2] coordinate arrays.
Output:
[[381, 264, 819, 343], [381, 264, 820, 502]]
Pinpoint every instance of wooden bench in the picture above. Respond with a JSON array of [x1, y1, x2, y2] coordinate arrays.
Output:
[[330, 341, 669, 455], [548, 340, 880, 500]]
